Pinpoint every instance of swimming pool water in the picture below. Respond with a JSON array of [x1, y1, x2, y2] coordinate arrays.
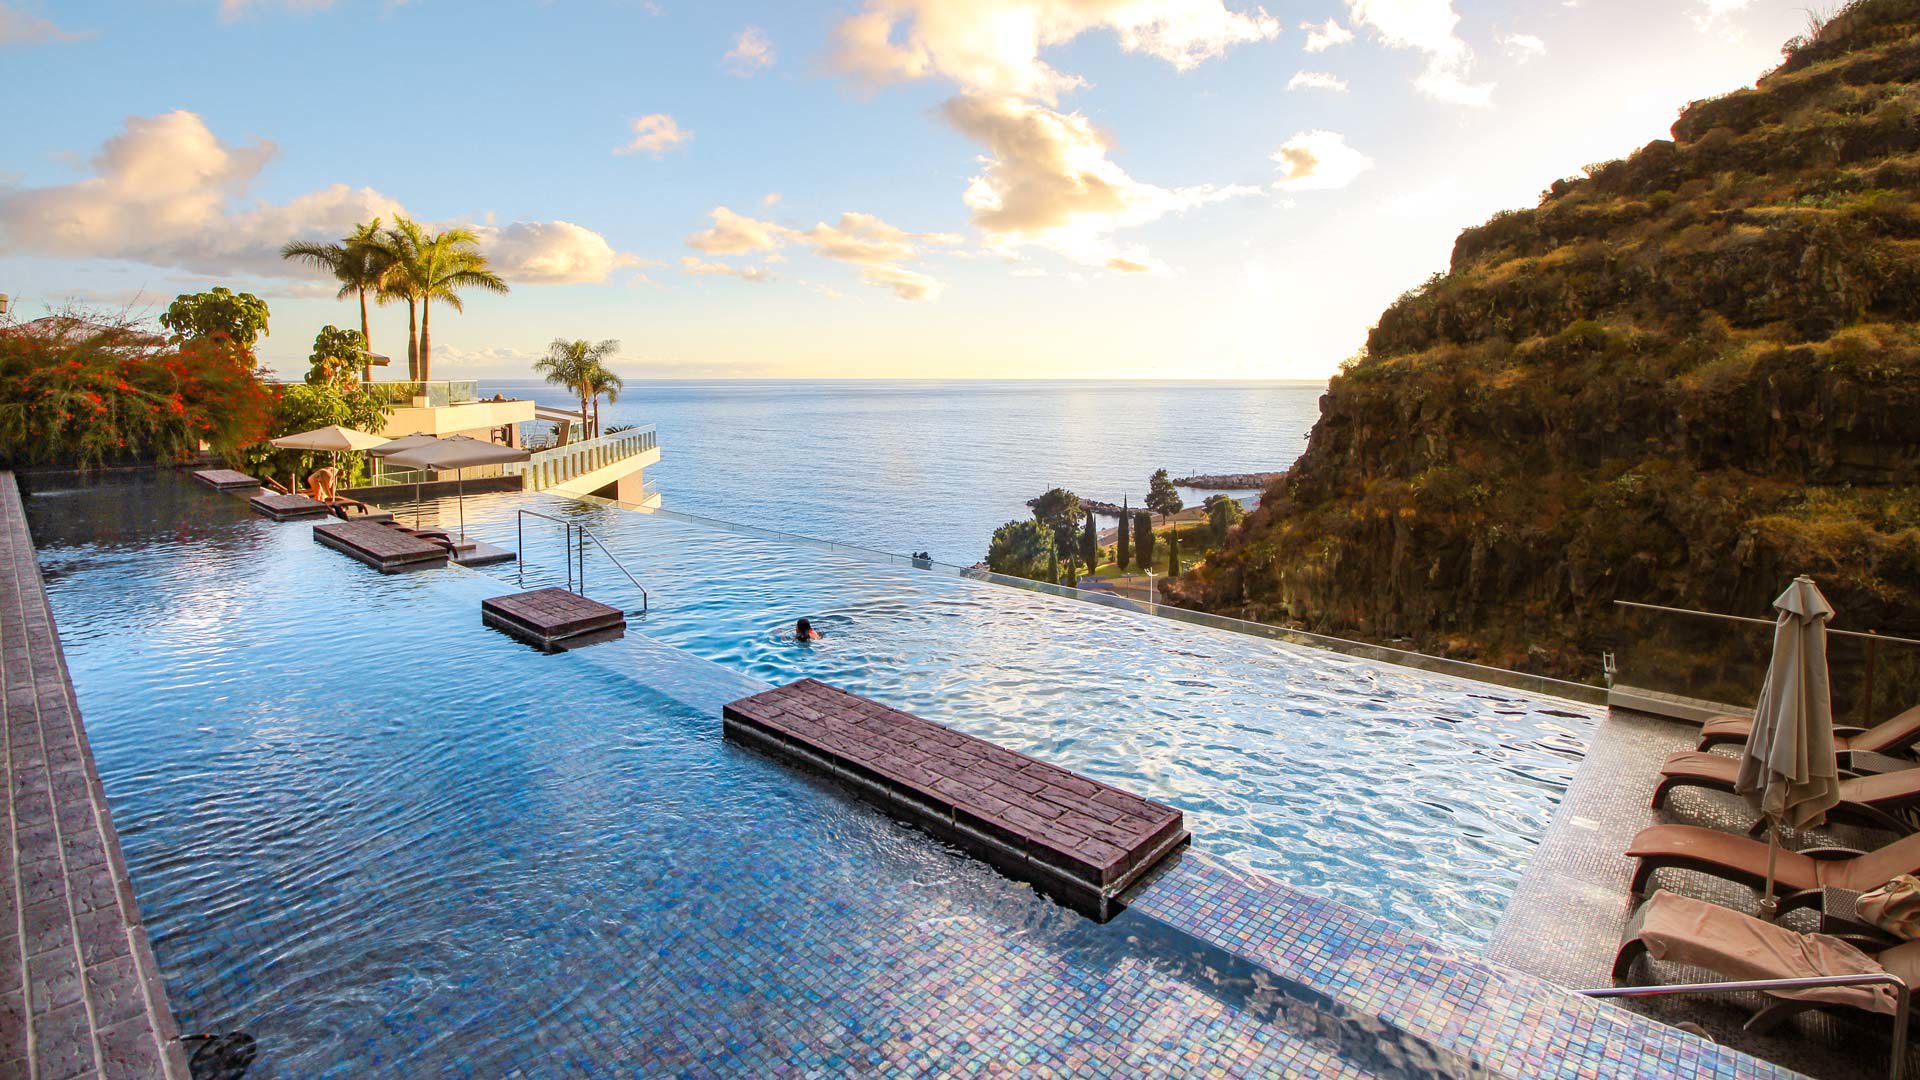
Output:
[[449, 490, 1595, 947], [25, 472, 1596, 1078]]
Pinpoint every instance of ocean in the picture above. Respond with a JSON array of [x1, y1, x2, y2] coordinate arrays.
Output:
[[476, 379, 1326, 566]]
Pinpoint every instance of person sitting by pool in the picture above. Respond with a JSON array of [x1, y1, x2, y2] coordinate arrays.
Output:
[[794, 618, 821, 642]]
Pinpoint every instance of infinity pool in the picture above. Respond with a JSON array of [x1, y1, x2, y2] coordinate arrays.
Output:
[[26, 472, 1598, 1078]]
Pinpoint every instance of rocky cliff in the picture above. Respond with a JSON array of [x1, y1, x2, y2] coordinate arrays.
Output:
[[1180, 0, 1920, 679]]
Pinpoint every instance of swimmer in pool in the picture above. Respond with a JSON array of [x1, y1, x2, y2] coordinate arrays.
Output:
[[794, 617, 822, 642]]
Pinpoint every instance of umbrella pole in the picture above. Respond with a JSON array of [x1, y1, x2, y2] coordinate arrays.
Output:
[[458, 468, 466, 544], [1759, 817, 1782, 921]]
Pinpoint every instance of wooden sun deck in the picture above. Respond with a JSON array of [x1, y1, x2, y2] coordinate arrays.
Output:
[[481, 587, 625, 651], [190, 468, 259, 491], [312, 520, 450, 573], [723, 679, 1189, 920], [247, 492, 330, 521]]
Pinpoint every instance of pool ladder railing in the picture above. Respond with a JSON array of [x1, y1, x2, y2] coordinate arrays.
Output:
[[515, 509, 650, 616]]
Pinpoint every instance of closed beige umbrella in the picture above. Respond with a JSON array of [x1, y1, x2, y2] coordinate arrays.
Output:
[[382, 435, 530, 543], [1736, 575, 1842, 919]]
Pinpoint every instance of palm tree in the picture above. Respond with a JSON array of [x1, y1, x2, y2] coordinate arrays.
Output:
[[583, 361, 625, 437], [371, 219, 426, 381], [280, 218, 392, 377], [390, 223, 507, 383], [535, 339, 619, 440]]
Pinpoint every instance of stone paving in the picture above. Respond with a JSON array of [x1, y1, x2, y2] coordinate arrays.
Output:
[[0, 473, 187, 1080]]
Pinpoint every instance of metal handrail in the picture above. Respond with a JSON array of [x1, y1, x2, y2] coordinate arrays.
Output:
[[1614, 600, 1920, 646], [1582, 972, 1910, 1080], [514, 509, 649, 615]]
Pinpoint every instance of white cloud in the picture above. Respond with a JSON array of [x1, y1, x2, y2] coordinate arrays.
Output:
[[1271, 130, 1373, 192], [616, 113, 691, 156], [941, 94, 1254, 270], [218, 0, 333, 20], [0, 2, 87, 45], [831, 0, 1281, 103], [1299, 17, 1353, 52], [725, 25, 776, 74], [1288, 70, 1348, 92], [478, 221, 646, 285], [1498, 32, 1545, 62], [1693, 0, 1751, 32], [681, 255, 772, 283], [0, 111, 639, 285], [762, 192, 782, 208], [683, 207, 957, 299], [831, 2, 1273, 274], [1345, 0, 1492, 106]]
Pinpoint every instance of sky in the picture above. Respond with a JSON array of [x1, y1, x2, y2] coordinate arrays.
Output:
[[0, 0, 1809, 381]]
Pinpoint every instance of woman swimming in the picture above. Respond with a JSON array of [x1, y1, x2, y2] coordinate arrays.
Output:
[[794, 617, 821, 642]]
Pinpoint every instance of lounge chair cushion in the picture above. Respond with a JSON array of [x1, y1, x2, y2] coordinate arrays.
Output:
[[1637, 892, 1899, 1014], [1662, 750, 1740, 784], [1875, 940, 1920, 992], [1857, 706, 1920, 755], [1628, 824, 1823, 891], [1702, 715, 1756, 740]]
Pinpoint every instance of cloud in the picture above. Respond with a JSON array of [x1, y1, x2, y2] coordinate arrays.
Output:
[[616, 113, 691, 156], [942, 94, 1253, 269], [1299, 17, 1352, 52], [680, 255, 772, 283], [1271, 130, 1373, 192], [0, 111, 639, 285], [1498, 32, 1545, 62], [761, 192, 782, 207], [686, 206, 789, 255], [1287, 70, 1348, 92], [1693, 0, 1751, 32], [1344, 0, 1491, 106], [725, 25, 775, 74], [682, 207, 956, 299], [831, 2, 1272, 274], [830, 0, 1280, 104], [0, 2, 88, 45], [218, 0, 334, 20], [477, 221, 647, 285]]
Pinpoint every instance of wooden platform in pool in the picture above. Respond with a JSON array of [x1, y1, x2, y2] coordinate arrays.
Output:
[[722, 679, 1188, 920], [248, 492, 330, 521], [481, 587, 625, 651], [192, 468, 259, 490], [313, 520, 449, 573]]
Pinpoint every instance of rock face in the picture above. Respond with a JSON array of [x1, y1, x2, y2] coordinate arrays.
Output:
[[1181, 0, 1920, 680]]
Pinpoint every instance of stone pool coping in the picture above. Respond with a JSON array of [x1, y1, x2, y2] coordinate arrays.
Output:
[[0, 472, 189, 1080]]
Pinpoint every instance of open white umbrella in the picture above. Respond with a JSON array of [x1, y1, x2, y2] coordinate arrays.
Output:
[[1736, 575, 1843, 919], [381, 435, 530, 543], [270, 425, 389, 490], [366, 432, 442, 522]]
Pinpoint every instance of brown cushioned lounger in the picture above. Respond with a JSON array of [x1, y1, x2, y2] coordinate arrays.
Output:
[[1614, 891, 1919, 1021], [1698, 704, 1920, 756], [1653, 751, 1919, 831], [1628, 824, 1920, 903]]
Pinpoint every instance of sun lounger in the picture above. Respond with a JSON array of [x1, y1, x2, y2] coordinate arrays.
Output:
[[1654, 751, 1919, 832], [1613, 891, 1918, 1029], [1628, 824, 1920, 903], [1698, 704, 1920, 757]]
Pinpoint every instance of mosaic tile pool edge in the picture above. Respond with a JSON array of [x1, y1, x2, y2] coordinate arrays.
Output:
[[0, 472, 189, 1080], [1132, 850, 1803, 1080]]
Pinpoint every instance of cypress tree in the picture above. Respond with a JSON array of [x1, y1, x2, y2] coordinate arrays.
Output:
[[1168, 527, 1180, 578], [1117, 496, 1131, 569], [1048, 546, 1059, 584], [1134, 511, 1154, 571], [1080, 510, 1097, 570]]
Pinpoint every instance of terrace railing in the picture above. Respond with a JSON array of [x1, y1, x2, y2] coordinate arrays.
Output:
[[504, 425, 656, 492], [364, 380, 480, 408], [1610, 599, 1920, 726]]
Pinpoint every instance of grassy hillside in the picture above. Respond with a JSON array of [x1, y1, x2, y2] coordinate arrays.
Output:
[[1180, 0, 1920, 680]]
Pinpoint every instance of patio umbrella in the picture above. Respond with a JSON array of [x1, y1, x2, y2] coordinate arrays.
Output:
[[1735, 575, 1842, 919], [366, 433, 443, 522], [270, 425, 389, 489], [381, 435, 530, 543]]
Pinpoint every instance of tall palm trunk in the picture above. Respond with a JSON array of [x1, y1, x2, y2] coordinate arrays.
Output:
[[579, 385, 591, 439], [357, 288, 373, 380], [419, 297, 434, 383], [405, 297, 420, 381]]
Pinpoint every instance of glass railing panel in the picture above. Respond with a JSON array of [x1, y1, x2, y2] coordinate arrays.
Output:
[[1610, 600, 1920, 725], [364, 381, 482, 407]]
